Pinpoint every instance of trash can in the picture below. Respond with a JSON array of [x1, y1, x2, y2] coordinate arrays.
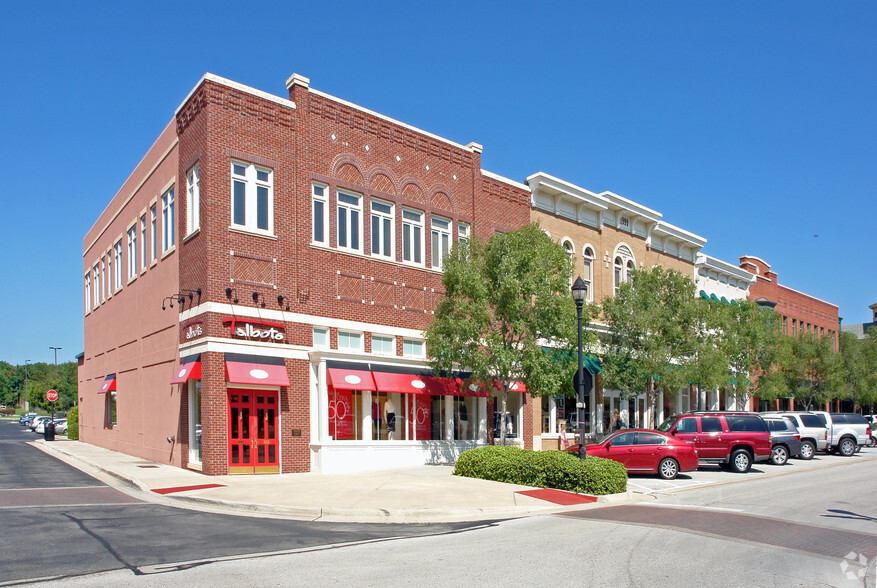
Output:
[[43, 422, 55, 441]]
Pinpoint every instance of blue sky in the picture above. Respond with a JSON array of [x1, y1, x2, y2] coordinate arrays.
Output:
[[0, 1, 874, 365]]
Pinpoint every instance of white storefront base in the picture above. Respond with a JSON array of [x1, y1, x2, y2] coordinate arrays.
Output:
[[311, 440, 486, 474]]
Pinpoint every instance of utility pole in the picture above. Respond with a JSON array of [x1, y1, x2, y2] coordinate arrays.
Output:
[[49, 347, 61, 421], [24, 359, 31, 411]]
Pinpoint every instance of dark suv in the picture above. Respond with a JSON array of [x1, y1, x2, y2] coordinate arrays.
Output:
[[657, 412, 772, 473]]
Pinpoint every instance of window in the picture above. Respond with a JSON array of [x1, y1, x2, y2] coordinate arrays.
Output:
[[84, 274, 91, 313], [611, 432, 636, 446], [338, 331, 362, 351], [636, 432, 666, 445], [371, 335, 395, 355], [675, 417, 697, 434], [140, 215, 147, 271], [726, 415, 768, 432], [458, 222, 469, 246], [370, 199, 394, 259], [114, 242, 123, 290], [150, 204, 157, 262], [93, 263, 100, 307], [403, 338, 424, 358], [402, 208, 424, 265], [614, 257, 623, 296], [337, 190, 362, 252], [583, 247, 595, 302], [313, 327, 329, 348], [188, 380, 202, 464], [186, 163, 200, 235], [613, 245, 635, 295], [701, 417, 722, 433], [231, 161, 273, 234], [106, 391, 117, 427], [431, 215, 451, 269], [101, 257, 107, 300], [162, 187, 175, 251], [312, 182, 328, 244], [127, 227, 137, 280]]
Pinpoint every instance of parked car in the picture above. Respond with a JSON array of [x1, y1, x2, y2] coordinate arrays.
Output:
[[865, 415, 877, 447], [19, 412, 37, 425], [565, 429, 698, 480], [763, 411, 828, 459], [761, 415, 803, 465], [656, 412, 772, 473], [29, 416, 51, 432], [812, 412, 872, 456], [53, 420, 68, 435], [34, 418, 54, 434]]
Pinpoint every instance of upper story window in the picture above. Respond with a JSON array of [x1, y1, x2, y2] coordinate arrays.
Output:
[[102, 256, 108, 300], [313, 327, 329, 348], [150, 204, 157, 262], [338, 330, 362, 352], [402, 208, 424, 266], [431, 215, 451, 270], [371, 335, 395, 355], [337, 190, 362, 253], [84, 273, 91, 314], [186, 163, 200, 236], [370, 199, 394, 260], [231, 161, 273, 235], [127, 227, 137, 280], [93, 262, 101, 307], [613, 245, 635, 296], [458, 222, 470, 246], [161, 187, 175, 252], [403, 338, 424, 358], [583, 247, 595, 302], [312, 182, 328, 245], [140, 215, 147, 271], [113, 241, 123, 290]]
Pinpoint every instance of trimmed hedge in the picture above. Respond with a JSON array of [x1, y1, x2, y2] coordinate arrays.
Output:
[[66, 406, 79, 440], [454, 445, 627, 495]]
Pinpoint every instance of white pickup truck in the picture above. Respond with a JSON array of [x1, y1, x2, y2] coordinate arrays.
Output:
[[812, 412, 872, 455]]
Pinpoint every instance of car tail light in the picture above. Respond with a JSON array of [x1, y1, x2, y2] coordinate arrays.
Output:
[[794, 435, 800, 441], [824, 430, 828, 440], [868, 427, 872, 437]]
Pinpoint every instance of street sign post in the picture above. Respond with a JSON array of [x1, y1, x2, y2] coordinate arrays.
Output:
[[46, 389, 58, 403]]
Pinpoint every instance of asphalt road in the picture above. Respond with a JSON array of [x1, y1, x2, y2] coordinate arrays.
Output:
[[0, 420, 489, 586]]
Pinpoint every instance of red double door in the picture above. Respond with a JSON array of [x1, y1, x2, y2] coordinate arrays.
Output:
[[228, 389, 279, 474]]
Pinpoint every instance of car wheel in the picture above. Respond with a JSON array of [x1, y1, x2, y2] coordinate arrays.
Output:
[[658, 457, 679, 480], [868, 436, 876, 448], [839, 437, 856, 457], [770, 445, 788, 466], [730, 449, 752, 473], [799, 440, 815, 460]]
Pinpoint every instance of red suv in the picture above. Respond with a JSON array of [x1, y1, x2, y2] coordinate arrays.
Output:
[[656, 412, 772, 473]]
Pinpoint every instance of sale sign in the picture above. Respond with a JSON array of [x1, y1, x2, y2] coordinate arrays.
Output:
[[329, 390, 354, 440]]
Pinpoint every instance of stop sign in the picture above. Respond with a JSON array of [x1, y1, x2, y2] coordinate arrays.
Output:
[[46, 389, 58, 402]]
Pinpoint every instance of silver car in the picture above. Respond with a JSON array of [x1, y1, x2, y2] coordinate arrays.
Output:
[[764, 411, 829, 460]]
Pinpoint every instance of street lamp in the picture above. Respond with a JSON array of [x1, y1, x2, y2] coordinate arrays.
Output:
[[49, 347, 61, 423], [571, 276, 589, 460]]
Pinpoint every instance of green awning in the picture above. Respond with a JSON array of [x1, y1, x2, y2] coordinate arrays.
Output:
[[720, 296, 730, 305], [700, 290, 710, 300], [710, 294, 721, 303]]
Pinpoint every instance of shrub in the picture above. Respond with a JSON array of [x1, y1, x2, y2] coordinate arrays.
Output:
[[66, 406, 79, 440], [454, 446, 627, 495]]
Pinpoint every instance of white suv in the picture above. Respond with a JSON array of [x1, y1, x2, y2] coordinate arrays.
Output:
[[812, 412, 871, 456]]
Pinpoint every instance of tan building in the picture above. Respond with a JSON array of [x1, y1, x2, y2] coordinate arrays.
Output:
[[527, 172, 706, 449]]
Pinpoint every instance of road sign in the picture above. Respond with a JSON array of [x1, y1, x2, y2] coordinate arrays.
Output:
[[46, 389, 58, 402]]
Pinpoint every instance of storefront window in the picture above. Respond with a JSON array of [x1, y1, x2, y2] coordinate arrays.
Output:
[[189, 380, 202, 464], [329, 389, 363, 440], [492, 394, 521, 439]]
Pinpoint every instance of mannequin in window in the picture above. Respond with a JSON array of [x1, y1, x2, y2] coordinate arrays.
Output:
[[384, 398, 396, 440], [372, 400, 381, 440], [458, 400, 468, 440]]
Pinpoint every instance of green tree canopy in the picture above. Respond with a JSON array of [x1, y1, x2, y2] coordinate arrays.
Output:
[[425, 223, 592, 445]]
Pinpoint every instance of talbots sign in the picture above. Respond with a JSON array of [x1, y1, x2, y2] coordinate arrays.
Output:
[[182, 320, 204, 340], [223, 318, 285, 342]]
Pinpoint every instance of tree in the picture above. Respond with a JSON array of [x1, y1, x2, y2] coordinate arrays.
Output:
[[780, 332, 843, 410], [840, 330, 877, 411], [721, 299, 782, 407], [425, 223, 589, 446], [601, 266, 697, 427]]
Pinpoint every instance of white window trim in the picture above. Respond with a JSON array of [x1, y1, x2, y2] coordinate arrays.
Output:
[[126, 224, 138, 283], [371, 334, 396, 356], [370, 198, 395, 260], [337, 330, 364, 352], [311, 182, 329, 245], [150, 202, 158, 265], [313, 326, 330, 349], [431, 214, 452, 270], [162, 186, 175, 253], [92, 262, 101, 308], [402, 338, 425, 358], [582, 245, 595, 302], [402, 207, 425, 267], [230, 160, 274, 237], [84, 273, 92, 314], [336, 189, 363, 254], [113, 240, 123, 292], [186, 163, 200, 237], [139, 213, 148, 274]]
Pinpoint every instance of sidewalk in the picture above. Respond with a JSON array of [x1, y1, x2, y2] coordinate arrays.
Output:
[[31, 438, 627, 523]]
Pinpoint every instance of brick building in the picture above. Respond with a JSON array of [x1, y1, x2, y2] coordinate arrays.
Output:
[[79, 73, 532, 475], [738, 255, 841, 411]]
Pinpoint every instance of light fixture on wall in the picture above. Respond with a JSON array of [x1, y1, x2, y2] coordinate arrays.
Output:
[[161, 296, 178, 310], [225, 287, 238, 303], [277, 294, 291, 311], [252, 291, 265, 308]]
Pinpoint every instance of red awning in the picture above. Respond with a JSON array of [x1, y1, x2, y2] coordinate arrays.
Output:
[[98, 374, 116, 394], [372, 371, 432, 394], [328, 367, 376, 391], [457, 378, 490, 398], [171, 355, 202, 384], [225, 354, 290, 386], [493, 380, 527, 393]]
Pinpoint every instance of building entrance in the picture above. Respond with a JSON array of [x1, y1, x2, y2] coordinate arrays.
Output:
[[228, 389, 279, 474]]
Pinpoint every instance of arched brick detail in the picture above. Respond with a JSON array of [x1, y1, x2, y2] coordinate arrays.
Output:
[[401, 181, 425, 203], [337, 163, 363, 184], [431, 191, 453, 212], [370, 173, 396, 195]]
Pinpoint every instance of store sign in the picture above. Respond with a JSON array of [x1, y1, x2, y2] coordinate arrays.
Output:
[[183, 321, 203, 340], [223, 318, 285, 342]]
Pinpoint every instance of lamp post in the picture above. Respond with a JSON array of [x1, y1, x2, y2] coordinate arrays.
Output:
[[571, 276, 588, 460], [49, 347, 61, 423], [24, 359, 31, 411]]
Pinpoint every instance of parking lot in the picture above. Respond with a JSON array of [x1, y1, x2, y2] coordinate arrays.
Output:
[[625, 445, 877, 496]]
